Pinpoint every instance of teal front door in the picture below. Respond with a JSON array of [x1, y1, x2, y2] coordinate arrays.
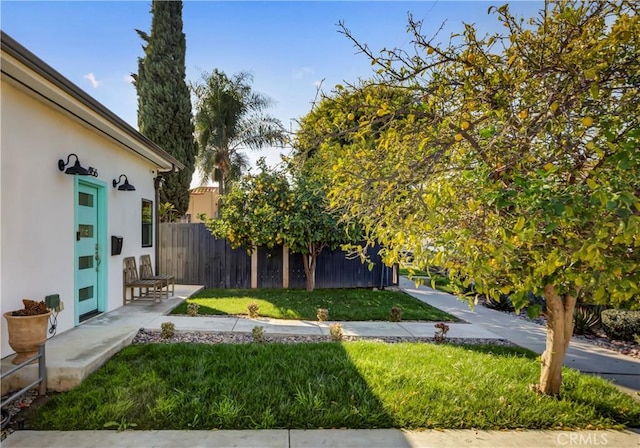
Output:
[[76, 183, 101, 319]]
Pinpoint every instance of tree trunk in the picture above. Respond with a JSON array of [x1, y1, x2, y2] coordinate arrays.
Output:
[[216, 150, 231, 197], [218, 166, 227, 197], [302, 252, 316, 292], [537, 284, 577, 396]]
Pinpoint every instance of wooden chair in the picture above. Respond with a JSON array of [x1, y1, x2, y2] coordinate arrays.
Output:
[[123, 257, 164, 305], [139, 254, 175, 299]]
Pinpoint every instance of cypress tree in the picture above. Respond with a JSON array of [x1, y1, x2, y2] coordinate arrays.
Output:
[[134, 0, 196, 217]]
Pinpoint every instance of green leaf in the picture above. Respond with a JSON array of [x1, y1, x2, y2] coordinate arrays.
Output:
[[514, 217, 525, 232], [527, 304, 542, 319], [479, 125, 496, 139]]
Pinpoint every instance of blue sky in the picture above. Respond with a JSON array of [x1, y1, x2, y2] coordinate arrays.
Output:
[[1, 1, 543, 182]]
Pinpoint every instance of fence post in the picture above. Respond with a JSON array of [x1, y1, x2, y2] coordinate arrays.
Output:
[[38, 344, 47, 395], [282, 246, 289, 289], [251, 247, 258, 289]]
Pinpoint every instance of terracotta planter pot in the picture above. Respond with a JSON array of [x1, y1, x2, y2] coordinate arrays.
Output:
[[3, 311, 51, 364]]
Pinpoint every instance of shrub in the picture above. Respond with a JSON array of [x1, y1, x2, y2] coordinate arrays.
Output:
[[485, 294, 515, 312], [390, 306, 403, 322], [317, 308, 329, 322], [252, 326, 265, 343], [329, 323, 343, 342], [573, 306, 600, 335], [247, 302, 260, 319], [601, 310, 640, 342], [160, 322, 175, 339], [434, 322, 450, 342], [186, 303, 200, 317]]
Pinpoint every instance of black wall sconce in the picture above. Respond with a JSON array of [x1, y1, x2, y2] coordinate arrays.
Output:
[[112, 174, 136, 191], [58, 153, 98, 176]]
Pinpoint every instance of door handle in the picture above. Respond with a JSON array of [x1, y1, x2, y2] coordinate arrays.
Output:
[[95, 243, 101, 272]]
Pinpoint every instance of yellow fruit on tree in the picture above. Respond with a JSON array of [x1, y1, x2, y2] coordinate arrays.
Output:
[[347, 113, 355, 121], [582, 116, 594, 127], [461, 121, 470, 130], [427, 47, 435, 55], [518, 110, 528, 120], [454, 133, 463, 142], [550, 102, 559, 113], [467, 53, 476, 63]]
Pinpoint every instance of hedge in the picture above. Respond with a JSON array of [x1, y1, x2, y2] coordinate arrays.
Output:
[[601, 309, 640, 342]]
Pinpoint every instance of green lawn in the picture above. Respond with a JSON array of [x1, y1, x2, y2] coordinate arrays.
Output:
[[31, 342, 639, 430], [171, 288, 456, 321]]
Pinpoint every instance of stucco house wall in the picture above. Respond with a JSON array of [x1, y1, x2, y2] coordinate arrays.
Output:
[[186, 187, 219, 222], [0, 32, 183, 360]]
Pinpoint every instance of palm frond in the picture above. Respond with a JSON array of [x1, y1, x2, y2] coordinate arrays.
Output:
[[235, 115, 287, 151], [192, 68, 287, 193]]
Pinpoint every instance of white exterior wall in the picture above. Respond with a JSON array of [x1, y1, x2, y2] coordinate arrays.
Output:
[[1, 80, 159, 358]]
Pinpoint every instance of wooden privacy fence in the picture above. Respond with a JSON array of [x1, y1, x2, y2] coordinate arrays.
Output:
[[159, 223, 397, 289]]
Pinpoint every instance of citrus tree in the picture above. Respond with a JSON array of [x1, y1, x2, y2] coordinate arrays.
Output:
[[205, 161, 357, 291], [301, 0, 639, 395]]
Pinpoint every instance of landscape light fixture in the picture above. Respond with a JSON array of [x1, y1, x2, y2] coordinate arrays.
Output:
[[112, 174, 136, 191], [58, 153, 97, 176]]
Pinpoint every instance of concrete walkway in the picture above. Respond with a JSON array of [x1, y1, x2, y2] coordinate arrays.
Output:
[[399, 277, 640, 394], [147, 314, 503, 339], [4, 428, 639, 448]]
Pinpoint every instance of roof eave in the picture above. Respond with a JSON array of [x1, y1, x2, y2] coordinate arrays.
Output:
[[0, 31, 185, 171]]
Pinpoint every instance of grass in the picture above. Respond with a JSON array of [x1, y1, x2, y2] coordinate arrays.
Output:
[[399, 267, 467, 295], [31, 342, 640, 430], [171, 288, 457, 321]]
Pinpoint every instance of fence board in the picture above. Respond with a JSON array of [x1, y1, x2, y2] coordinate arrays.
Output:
[[257, 246, 283, 288]]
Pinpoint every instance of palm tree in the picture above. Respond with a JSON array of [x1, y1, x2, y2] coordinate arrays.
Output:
[[192, 70, 286, 195]]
